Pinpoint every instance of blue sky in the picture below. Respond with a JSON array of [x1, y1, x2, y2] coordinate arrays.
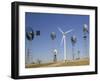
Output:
[[25, 12, 89, 63]]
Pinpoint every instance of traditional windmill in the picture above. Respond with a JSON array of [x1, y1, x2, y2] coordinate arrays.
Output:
[[26, 27, 40, 64], [71, 35, 77, 60], [83, 24, 88, 58], [50, 32, 58, 62]]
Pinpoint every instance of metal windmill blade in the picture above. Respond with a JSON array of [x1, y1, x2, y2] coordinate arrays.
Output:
[[71, 35, 77, 44], [26, 27, 34, 41], [83, 24, 88, 33], [51, 32, 56, 40]]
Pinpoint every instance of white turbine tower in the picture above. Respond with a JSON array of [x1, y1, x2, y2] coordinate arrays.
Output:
[[58, 27, 73, 62]]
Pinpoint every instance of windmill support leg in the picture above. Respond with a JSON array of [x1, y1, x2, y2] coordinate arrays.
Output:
[[54, 55, 57, 62], [72, 45, 75, 60], [83, 35, 87, 58], [27, 48, 30, 64]]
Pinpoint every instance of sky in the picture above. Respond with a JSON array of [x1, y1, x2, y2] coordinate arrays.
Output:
[[25, 12, 89, 64]]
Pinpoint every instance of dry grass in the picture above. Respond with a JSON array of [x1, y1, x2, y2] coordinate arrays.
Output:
[[25, 58, 89, 68], [25, 62, 54, 68]]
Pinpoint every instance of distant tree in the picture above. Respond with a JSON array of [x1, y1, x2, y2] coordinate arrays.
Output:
[[31, 61, 35, 64]]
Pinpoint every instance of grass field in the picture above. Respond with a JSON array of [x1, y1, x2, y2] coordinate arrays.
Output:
[[25, 58, 89, 68]]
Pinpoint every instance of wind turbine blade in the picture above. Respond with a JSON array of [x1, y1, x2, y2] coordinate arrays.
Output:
[[60, 36, 64, 46], [58, 27, 63, 34], [65, 29, 73, 34]]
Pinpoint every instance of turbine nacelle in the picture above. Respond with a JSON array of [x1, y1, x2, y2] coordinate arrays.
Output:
[[62, 32, 67, 36]]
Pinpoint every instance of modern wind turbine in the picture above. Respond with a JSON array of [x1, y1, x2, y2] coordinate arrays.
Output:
[[58, 27, 73, 62]]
